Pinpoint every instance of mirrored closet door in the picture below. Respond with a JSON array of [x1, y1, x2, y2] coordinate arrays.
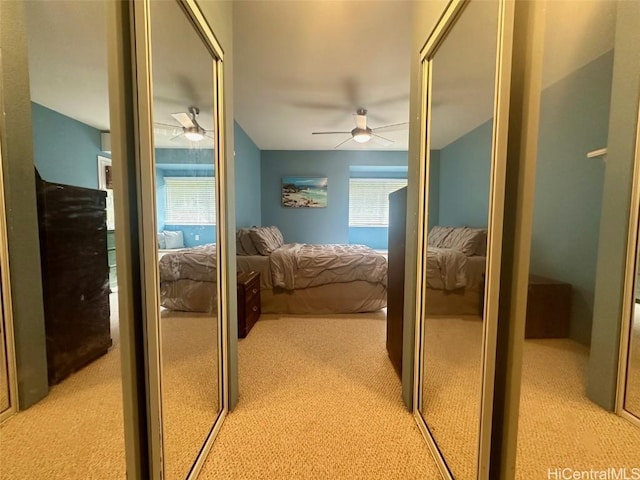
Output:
[[132, 0, 228, 478], [414, 0, 513, 478], [619, 89, 640, 425], [0, 87, 16, 423]]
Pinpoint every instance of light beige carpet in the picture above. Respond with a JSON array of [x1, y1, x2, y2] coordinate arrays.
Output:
[[0, 295, 126, 480], [516, 338, 640, 478], [160, 310, 221, 480], [199, 312, 440, 480], [623, 304, 640, 415], [3, 302, 640, 480], [421, 315, 484, 480]]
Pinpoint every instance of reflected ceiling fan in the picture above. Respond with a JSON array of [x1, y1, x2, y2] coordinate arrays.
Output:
[[312, 108, 408, 149], [156, 106, 213, 143]]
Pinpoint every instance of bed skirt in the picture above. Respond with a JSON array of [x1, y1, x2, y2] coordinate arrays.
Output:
[[424, 285, 483, 316], [160, 279, 387, 314]]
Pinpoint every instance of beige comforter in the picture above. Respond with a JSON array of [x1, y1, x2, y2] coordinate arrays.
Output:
[[269, 243, 387, 290], [425, 247, 469, 291], [159, 243, 388, 291], [159, 244, 216, 282]]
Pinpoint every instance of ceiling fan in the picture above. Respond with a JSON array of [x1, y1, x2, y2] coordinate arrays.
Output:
[[156, 106, 213, 143], [312, 108, 408, 149]]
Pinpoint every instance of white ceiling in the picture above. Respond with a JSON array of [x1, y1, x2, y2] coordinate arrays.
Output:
[[232, 0, 412, 151], [24, 0, 616, 153]]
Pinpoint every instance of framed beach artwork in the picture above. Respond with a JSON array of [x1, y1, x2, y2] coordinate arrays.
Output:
[[282, 176, 328, 208]]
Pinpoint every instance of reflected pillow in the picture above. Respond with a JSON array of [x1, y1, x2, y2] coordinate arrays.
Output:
[[238, 228, 260, 256], [428, 226, 454, 247], [163, 230, 184, 249], [249, 226, 284, 255], [441, 227, 487, 256], [158, 232, 166, 250]]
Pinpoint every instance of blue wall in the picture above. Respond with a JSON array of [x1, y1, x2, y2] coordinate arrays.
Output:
[[155, 148, 215, 247], [261, 150, 408, 246], [530, 50, 614, 345], [437, 120, 493, 228], [430, 52, 614, 345], [234, 121, 261, 228], [31, 102, 107, 189]]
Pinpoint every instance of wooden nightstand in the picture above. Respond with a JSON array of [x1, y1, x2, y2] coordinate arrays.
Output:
[[525, 275, 571, 338], [237, 271, 261, 338]]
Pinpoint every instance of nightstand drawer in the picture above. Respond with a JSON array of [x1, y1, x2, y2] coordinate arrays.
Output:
[[237, 271, 261, 338], [245, 278, 260, 303], [244, 295, 261, 334]]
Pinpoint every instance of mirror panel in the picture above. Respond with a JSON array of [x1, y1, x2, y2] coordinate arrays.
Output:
[[0, 270, 10, 416], [626, 247, 640, 416], [514, 1, 640, 477], [149, 1, 221, 478], [625, 86, 640, 422], [417, 1, 500, 478]]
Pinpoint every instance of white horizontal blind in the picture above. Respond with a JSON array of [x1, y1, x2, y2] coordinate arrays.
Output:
[[165, 177, 216, 225], [349, 178, 408, 227]]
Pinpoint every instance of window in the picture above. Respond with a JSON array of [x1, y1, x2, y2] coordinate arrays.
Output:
[[348, 178, 408, 227], [165, 177, 216, 225]]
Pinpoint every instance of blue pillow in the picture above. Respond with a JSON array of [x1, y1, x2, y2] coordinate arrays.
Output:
[[157, 232, 166, 249], [163, 230, 184, 249]]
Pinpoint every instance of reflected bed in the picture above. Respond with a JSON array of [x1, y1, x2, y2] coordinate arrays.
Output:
[[424, 226, 488, 316], [159, 227, 388, 314]]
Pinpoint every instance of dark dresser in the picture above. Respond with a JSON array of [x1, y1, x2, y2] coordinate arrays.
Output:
[[525, 274, 572, 338], [237, 271, 261, 338], [36, 171, 112, 385], [387, 186, 407, 378]]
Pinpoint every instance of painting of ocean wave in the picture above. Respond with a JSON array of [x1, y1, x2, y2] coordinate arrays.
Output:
[[282, 176, 328, 208]]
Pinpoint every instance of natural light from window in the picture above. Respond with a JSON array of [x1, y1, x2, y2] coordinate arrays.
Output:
[[348, 178, 408, 227]]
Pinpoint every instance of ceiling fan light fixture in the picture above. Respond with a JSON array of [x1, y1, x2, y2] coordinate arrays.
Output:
[[352, 128, 371, 143], [183, 126, 205, 142]]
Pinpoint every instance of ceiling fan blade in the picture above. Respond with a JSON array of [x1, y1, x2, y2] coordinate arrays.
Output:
[[372, 121, 409, 133], [171, 112, 194, 128], [312, 131, 351, 135], [156, 122, 180, 128], [371, 133, 394, 147], [334, 136, 354, 150], [354, 113, 367, 130]]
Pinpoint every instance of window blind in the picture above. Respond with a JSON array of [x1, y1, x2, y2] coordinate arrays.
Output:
[[165, 177, 216, 225], [348, 178, 408, 227]]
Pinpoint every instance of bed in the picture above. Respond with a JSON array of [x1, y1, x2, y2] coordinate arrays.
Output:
[[423, 226, 487, 316], [159, 226, 388, 314]]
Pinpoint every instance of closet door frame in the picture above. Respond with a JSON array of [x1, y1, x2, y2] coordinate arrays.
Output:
[[616, 98, 640, 429], [412, 0, 545, 478], [0, 51, 19, 423], [130, 0, 229, 477]]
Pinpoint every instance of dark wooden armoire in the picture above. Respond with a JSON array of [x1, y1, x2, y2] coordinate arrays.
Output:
[[36, 170, 112, 385], [387, 186, 407, 378]]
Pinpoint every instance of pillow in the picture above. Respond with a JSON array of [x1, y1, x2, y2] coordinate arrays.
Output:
[[441, 227, 487, 256], [428, 226, 454, 247], [238, 228, 260, 256], [163, 230, 184, 249], [157, 232, 166, 250], [236, 231, 247, 255], [249, 226, 284, 255], [471, 228, 488, 256]]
